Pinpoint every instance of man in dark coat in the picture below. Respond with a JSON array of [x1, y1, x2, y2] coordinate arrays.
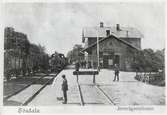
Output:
[[75, 61, 80, 71], [113, 64, 120, 81], [61, 75, 68, 104]]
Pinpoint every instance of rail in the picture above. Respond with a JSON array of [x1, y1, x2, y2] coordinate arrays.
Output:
[[94, 85, 116, 105], [77, 82, 84, 106], [4, 74, 48, 100], [22, 73, 59, 106]]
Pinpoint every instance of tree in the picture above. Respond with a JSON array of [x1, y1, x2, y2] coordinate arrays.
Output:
[[4, 27, 50, 80], [28, 44, 49, 73], [66, 44, 84, 64], [132, 48, 165, 72]]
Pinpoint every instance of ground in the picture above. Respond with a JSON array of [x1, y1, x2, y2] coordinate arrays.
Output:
[[3, 65, 165, 106], [26, 65, 165, 106]]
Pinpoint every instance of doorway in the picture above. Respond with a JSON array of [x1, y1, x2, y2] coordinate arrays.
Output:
[[103, 55, 114, 68]]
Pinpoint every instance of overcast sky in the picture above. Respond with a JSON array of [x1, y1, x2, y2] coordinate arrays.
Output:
[[2, 2, 165, 56]]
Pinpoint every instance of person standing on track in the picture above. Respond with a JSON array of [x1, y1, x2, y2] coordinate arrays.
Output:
[[61, 74, 68, 104], [113, 64, 120, 82]]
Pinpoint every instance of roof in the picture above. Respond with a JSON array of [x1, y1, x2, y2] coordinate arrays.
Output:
[[82, 34, 141, 52], [82, 26, 143, 39]]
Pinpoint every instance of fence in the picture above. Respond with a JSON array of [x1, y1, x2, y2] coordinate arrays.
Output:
[[135, 72, 164, 84]]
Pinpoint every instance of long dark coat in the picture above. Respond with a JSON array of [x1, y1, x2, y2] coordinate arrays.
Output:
[[62, 78, 68, 91]]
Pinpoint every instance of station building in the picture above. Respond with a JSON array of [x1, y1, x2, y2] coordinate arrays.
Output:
[[82, 22, 143, 71]]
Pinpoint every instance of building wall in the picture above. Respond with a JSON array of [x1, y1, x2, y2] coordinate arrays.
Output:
[[86, 37, 141, 49], [88, 36, 137, 71], [85, 37, 104, 48], [120, 38, 141, 49]]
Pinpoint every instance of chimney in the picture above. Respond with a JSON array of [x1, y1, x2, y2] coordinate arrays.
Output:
[[116, 24, 120, 31], [100, 22, 104, 28]]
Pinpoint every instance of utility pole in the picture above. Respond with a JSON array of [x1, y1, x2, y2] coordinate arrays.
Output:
[[97, 32, 100, 71], [15, 35, 17, 77]]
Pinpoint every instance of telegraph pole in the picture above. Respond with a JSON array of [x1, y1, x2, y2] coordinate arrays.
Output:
[[97, 32, 100, 71], [15, 35, 17, 77]]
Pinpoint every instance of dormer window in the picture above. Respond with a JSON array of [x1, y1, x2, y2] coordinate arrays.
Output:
[[106, 30, 110, 36]]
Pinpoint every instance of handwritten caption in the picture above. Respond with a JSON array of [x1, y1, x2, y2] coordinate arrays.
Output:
[[117, 106, 154, 112], [18, 107, 40, 114]]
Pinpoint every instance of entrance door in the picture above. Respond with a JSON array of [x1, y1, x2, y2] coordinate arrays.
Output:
[[108, 55, 114, 69], [103, 55, 114, 68]]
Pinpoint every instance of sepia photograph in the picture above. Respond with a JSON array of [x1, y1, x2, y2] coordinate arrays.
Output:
[[1, 1, 166, 114]]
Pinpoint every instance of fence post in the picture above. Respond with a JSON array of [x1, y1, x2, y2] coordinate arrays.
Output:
[[77, 71, 79, 82], [93, 74, 95, 84]]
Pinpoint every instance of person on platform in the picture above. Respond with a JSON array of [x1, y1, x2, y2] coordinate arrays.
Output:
[[113, 64, 120, 82], [61, 74, 68, 104], [75, 61, 80, 71]]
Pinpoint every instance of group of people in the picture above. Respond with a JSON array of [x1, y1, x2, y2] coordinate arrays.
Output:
[[80, 60, 87, 68], [60, 63, 120, 104], [74, 60, 93, 69]]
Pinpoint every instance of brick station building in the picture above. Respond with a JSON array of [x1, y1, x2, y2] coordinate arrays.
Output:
[[82, 22, 143, 71]]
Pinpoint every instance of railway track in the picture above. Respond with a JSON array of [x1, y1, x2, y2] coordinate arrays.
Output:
[[22, 72, 60, 106], [4, 70, 62, 106], [94, 85, 116, 105], [77, 82, 84, 106], [3, 74, 48, 100], [77, 82, 116, 106]]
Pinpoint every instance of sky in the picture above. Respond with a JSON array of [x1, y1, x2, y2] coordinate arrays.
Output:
[[1, 2, 165, 56]]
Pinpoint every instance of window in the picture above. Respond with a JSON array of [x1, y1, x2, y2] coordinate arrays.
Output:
[[106, 30, 110, 36]]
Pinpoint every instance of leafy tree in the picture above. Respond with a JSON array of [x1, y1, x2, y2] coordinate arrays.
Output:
[[4, 27, 50, 80], [67, 44, 84, 63], [132, 48, 165, 72]]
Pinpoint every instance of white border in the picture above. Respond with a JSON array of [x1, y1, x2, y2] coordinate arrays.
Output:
[[0, 0, 166, 115]]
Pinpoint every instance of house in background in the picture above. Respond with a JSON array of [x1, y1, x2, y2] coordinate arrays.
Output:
[[82, 22, 143, 71]]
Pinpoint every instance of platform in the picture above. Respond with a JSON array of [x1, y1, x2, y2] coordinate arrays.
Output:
[[28, 66, 165, 106]]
